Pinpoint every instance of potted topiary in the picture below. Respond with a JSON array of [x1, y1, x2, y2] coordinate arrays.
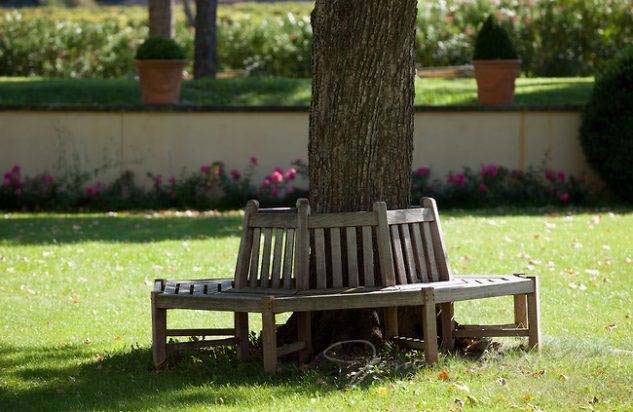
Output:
[[472, 15, 521, 105], [135, 36, 186, 105]]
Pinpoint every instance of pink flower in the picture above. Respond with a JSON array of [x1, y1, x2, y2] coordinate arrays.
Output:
[[261, 176, 272, 186], [11, 165, 21, 175], [200, 165, 212, 175], [558, 192, 570, 203], [557, 171, 566, 183], [447, 172, 465, 186], [480, 164, 499, 178], [249, 156, 258, 166], [545, 170, 556, 182], [273, 166, 283, 174], [85, 183, 103, 197], [414, 166, 431, 177], [168, 176, 176, 185], [284, 168, 297, 181], [478, 183, 488, 192], [153, 174, 163, 187], [42, 174, 54, 185], [270, 170, 284, 184], [230, 169, 242, 181]]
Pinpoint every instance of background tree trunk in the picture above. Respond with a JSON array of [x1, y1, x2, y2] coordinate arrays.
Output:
[[278, 0, 419, 353], [182, 0, 195, 28], [193, 0, 218, 79], [149, 0, 174, 38]]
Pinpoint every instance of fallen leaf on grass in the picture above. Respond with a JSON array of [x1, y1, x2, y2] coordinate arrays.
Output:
[[604, 323, 617, 332], [438, 369, 450, 381]]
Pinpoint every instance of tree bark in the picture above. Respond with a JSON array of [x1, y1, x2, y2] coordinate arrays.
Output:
[[277, 0, 418, 354], [182, 0, 196, 28], [194, 0, 218, 79], [149, 0, 174, 38]]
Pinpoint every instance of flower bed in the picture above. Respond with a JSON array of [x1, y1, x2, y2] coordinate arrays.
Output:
[[1, 158, 595, 211]]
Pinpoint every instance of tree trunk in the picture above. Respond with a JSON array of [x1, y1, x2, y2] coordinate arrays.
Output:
[[182, 0, 195, 28], [193, 0, 218, 79], [278, 0, 419, 354], [149, 0, 174, 38]]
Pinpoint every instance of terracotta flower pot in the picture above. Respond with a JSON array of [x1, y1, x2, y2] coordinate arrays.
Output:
[[473, 59, 521, 105], [136, 59, 186, 105]]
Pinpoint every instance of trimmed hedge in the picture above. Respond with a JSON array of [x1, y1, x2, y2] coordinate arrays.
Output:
[[0, 0, 631, 78], [136, 36, 185, 60], [473, 15, 517, 60], [580, 47, 633, 202]]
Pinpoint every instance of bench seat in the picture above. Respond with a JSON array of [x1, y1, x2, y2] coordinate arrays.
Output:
[[154, 274, 534, 313]]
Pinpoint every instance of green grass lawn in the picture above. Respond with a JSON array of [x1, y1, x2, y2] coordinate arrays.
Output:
[[0, 208, 631, 411], [0, 77, 593, 107]]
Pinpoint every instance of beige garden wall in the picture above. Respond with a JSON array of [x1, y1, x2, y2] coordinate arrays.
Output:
[[0, 108, 593, 187]]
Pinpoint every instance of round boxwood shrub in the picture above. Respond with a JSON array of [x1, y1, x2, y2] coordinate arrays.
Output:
[[135, 36, 186, 60], [580, 47, 633, 201], [473, 15, 518, 60]]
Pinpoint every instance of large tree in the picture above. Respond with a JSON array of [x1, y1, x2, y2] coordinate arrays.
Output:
[[193, 0, 219, 79], [280, 0, 419, 351], [149, 0, 174, 38]]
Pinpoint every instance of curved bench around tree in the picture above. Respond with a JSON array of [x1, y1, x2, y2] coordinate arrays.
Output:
[[151, 198, 540, 373]]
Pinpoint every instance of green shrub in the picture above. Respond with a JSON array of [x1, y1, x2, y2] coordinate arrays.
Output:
[[0, 1, 631, 78], [580, 47, 633, 202], [473, 15, 518, 60], [136, 36, 185, 60]]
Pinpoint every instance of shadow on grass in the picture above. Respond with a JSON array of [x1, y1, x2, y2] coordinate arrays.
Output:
[[0, 342, 327, 411], [0, 215, 242, 245]]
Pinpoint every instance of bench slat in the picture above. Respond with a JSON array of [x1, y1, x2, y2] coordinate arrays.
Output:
[[411, 223, 429, 282], [386, 208, 434, 224], [422, 221, 439, 282], [282, 228, 295, 289], [270, 228, 284, 288], [250, 213, 297, 228], [248, 228, 261, 288], [401, 223, 418, 283], [259, 228, 273, 288], [309, 212, 377, 228], [314, 228, 327, 289], [346, 227, 359, 287], [330, 227, 343, 288], [362, 226, 375, 287], [391, 225, 408, 284]]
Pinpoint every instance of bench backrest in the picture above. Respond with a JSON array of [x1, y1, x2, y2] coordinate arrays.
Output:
[[233, 199, 304, 291], [385, 198, 452, 285], [232, 197, 451, 292]]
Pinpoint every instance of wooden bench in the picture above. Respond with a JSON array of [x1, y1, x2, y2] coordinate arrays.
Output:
[[151, 198, 540, 373]]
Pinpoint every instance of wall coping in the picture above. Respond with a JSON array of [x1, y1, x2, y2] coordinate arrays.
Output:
[[0, 104, 584, 113]]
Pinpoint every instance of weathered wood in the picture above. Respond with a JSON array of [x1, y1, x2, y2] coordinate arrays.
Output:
[[260, 228, 274, 288], [151, 291, 167, 368], [386, 208, 434, 224], [308, 212, 377, 228], [262, 298, 277, 373], [234, 312, 250, 361], [400, 224, 418, 283], [391, 225, 408, 284], [384, 307, 398, 338], [392, 335, 425, 350], [440, 302, 454, 350], [374, 202, 396, 286], [514, 294, 528, 328], [166, 328, 234, 336], [248, 227, 261, 288], [282, 228, 295, 289], [178, 282, 192, 295], [421, 288, 438, 364], [453, 327, 529, 338], [270, 228, 285, 288], [297, 311, 312, 363], [295, 199, 311, 290], [421, 221, 439, 282], [314, 228, 327, 289], [156, 293, 266, 312], [422, 198, 452, 281], [527, 276, 541, 350], [346, 227, 359, 287], [235, 200, 258, 288], [167, 337, 236, 351], [411, 224, 429, 282], [249, 212, 297, 228], [362, 226, 375, 287], [154, 279, 165, 292], [330, 228, 343, 288], [277, 341, 307, 357]]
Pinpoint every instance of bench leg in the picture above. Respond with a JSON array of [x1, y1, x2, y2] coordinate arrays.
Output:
[[514, 294, 528, 328], [235, 312, 250, 361], [262, 310, 277, 373], [527, 277, 541, 350], [297, 311, 312, 365], [151, 292, 167, 368], [422, 289, 439, 364], [384, 307, 399, 339], [440, 302, 454, 351]]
